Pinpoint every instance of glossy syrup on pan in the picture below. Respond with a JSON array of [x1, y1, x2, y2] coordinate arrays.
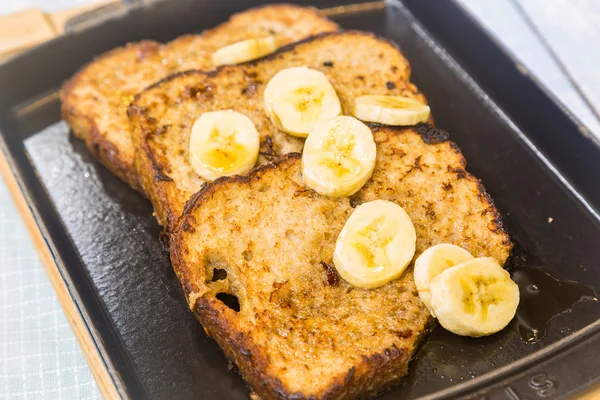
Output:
[[512, 266, 597, 343], [418, 243, 599, 348], [505, 242, 599, 344], [404, 244, 599, 390]]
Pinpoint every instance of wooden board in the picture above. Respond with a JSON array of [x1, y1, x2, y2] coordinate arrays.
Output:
[[0, 0, 117, 61], [0, 8, 56, 58]]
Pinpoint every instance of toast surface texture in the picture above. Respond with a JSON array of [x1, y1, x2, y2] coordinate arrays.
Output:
[[60, 4, 338, 190], [130, 31, 426, 229], [170, 124, 511, 399]]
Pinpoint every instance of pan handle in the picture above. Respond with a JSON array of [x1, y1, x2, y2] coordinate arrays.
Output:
[[64, 0, 158, 33]]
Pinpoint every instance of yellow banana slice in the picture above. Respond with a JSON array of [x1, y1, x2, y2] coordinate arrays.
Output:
[[429, 257, 520, 337], [263, 66, 341, 137], [414, 243, 474, 316], [189, 110, 260, 181], [302, 116, 376, 197], [353, 95, 430, 126], [212, 36, 278, 66], [333, 200, 416, 288]]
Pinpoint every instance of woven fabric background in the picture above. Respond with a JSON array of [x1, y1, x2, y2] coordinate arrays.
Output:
[[0, 0, 599, 399], [0, 176, 101, 400]]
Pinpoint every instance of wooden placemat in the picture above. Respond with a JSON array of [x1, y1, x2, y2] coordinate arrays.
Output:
[[0, 0, 115, 61]]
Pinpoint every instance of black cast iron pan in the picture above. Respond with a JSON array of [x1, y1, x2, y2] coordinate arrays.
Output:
[[0, 0, 599, 398]]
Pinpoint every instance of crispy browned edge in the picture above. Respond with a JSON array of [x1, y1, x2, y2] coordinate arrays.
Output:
[[403, 123, 510, 245], [169, 123, 510, 399], [129, 30, 423, 231], [61, 41, 160, 193]]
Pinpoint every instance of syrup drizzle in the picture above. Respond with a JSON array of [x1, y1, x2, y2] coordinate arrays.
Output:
[[511, 266, 597, 343]]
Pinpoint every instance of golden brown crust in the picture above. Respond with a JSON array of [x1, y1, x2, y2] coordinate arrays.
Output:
[[60, 4, 338, 192], [130, 30, 427, 230], [170, 125, 511, 399], [191, 297, 416, 400], [60, 41, 161, 191]]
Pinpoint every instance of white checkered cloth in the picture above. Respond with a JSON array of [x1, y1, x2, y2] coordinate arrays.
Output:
[[1, 0, 599, 399], [0, 175, 101, 399]]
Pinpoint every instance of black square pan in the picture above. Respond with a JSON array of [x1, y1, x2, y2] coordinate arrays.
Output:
[[0, 0, 599, 399]]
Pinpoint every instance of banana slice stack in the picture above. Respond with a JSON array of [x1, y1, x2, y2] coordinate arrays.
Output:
[[414, 244, 520, 337]]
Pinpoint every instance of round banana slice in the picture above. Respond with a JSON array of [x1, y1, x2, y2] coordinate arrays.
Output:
[[263, 66, 341, 137], [353, 95, 430, 126], [429, 257, 520, 337], [334, 200, 416, 288], [414, 243, 474, 316], [302, 116, 376, 197], [212, 36, 278, 66], [189, 110, 260, 181]]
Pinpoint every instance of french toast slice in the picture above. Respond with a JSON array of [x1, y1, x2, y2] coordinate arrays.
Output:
[[129, 31, 427, 230], [170, 124, 511, 400], [60, 4, 338, 191]]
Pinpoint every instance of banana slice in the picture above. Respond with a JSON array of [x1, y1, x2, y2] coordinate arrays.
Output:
[[414, 244, 474, 316], [263, 66, 341, 137], [189, 110, 260, 181], [334, 200, 416, 288], [353, 95, 430, 126], [212, 36, 277, 66], [302, 116, 376, 197], [430, 257, 520, 337]]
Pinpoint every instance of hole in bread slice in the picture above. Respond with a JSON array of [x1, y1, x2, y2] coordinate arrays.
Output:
[[211, 268, 228, 282], [216, 292, 240, 312]]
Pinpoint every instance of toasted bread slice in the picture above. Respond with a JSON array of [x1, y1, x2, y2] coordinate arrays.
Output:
[[170, 124, 511, 399], [129, 31, 427, 229], [60, 4, 338, 191]]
